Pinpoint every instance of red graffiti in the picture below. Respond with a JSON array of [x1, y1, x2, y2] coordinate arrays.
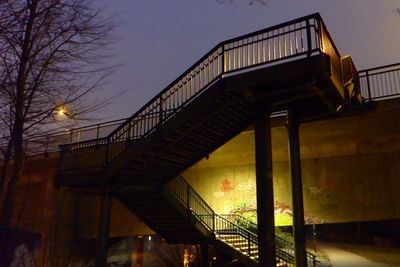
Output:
[[220, 179, 234, 192]]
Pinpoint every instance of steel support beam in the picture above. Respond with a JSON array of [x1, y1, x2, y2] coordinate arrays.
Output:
[[287, 111, 307, 267], [254, 103, 276, 267], [95, 194, 112, 267]]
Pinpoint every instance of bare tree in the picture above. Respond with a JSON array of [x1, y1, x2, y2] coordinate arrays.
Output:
[[0, 0, 115, 257]]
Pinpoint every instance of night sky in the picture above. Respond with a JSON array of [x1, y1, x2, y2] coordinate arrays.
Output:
[[95, 0, 400, 121]]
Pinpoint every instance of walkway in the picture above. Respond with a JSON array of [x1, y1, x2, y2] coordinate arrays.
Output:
[[317, 242, 395, 267]]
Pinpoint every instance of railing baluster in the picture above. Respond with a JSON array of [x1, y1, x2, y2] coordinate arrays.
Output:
[[257, 34, 260, 63], [273, 30, 276, 60], [284, 27, 288, 57], [278, 28, 282, 58]]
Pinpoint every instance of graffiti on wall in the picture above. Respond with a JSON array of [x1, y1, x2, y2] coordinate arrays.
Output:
[[213, 178, 323, 225]]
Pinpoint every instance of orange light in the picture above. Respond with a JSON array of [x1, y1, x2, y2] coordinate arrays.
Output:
[[57, 108, 66, 116]]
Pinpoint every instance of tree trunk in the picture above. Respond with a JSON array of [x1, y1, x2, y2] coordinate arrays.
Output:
[[0, 140, 13, 206]]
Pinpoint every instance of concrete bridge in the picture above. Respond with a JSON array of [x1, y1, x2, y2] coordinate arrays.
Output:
[[2, 13, 400, 267]]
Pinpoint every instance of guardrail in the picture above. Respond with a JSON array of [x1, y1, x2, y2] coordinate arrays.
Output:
[[59, 13, 342, 171], [0, 119, 125, 160], [222, 214, 317, 266], [214, 213, 259, 260], [359, 63, 400, 101], [165, 175, 215, 231], [165, 176, 259, 260], [165, 176, 317, 266]]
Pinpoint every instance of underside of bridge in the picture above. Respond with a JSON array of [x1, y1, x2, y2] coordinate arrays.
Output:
[[52, 13, 366, 267]]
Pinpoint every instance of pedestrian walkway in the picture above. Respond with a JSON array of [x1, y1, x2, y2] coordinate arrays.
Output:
[[317, 242, 395, 267]]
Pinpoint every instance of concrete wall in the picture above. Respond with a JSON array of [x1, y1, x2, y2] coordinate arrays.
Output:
[[2, 153, 153, 240], [183, 100, 400, 225], [3, 99, 400, 239]]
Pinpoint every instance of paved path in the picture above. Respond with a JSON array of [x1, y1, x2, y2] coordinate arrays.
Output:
[[316, 242, 394, 267]]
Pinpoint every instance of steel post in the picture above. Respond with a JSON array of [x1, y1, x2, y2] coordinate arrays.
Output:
[[287, 111, 307, 267], [95, 194, 112, 267], [254, 103, 276, 267]]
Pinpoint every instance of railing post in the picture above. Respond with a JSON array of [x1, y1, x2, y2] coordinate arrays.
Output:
[[312, 254, 317, 267], [77, 129, 81, 142], [366, 71, 372, 101], [306, 18, 312, 57], [247, 232, 251, 257], [221, 44, 225, 75], [105, 137, 110, 166], [96, 124, 101, 139], [317, 16, 323, 51], [159, 96, 164, 124], [69, 129, 73, 143]]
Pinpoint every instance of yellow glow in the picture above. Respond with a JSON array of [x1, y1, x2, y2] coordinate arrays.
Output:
[[57, 108, 66, 116]]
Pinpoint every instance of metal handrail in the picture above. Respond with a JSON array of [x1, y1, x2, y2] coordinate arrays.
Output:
[[59, 13, 335, 171], [165, 176, 258, 259], [165, 175, 215, 231], [214, 213, 259, 259], [358, 62, 400, 101], [222, 214, 317, 266], [0, 118, 126, 159], [165, 176, 316, 266]]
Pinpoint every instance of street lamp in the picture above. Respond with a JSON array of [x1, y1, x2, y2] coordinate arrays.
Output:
[[55, 106, 73, 119], [54, 105, 81, 143]]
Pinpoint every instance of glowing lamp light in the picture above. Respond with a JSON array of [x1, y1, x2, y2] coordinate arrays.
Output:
[[57, 108, 66, 116]]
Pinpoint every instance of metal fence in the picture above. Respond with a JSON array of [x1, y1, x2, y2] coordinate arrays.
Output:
[[359, 63, 400, 101], [0, 119, 125, 159]]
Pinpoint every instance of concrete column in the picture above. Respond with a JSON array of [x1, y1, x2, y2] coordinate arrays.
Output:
[[254, 103, 276, 267], [287, 111, 307, 267], [95, 194, 112, 267]]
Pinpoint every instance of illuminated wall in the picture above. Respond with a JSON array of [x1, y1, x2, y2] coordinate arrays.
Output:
[[183, 104, 400, 225]]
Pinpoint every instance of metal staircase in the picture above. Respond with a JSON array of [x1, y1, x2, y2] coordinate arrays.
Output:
[[53, 13, 362, 267], [161, 175, 317, 267], [55, 13, 359, 189]]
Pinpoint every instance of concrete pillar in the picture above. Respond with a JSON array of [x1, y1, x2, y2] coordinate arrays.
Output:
[[287, 111, 307, 267], [95, 194, 112, 267], [254, 103, 276, 267]]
